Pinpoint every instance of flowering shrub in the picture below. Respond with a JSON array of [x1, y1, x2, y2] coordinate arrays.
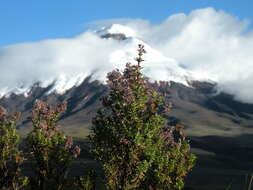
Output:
[[141, 124, 196, 190], [0, 107, 28, 190], [27, 100, 81, 190], [90, 45, 196, 190]]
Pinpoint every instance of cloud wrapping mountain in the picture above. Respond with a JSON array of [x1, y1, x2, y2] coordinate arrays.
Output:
[[0, 7, 253, 103], [117, 8, 253, 103]]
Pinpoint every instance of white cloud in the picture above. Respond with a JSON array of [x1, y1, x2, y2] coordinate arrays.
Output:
[[1, 7, 253, 103], [0, 33, 125, 96], [113, 8, 253, 103]]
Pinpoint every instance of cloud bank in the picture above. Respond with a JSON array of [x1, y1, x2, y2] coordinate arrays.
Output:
[[1, 7, 253, 103], [0, 33, 129, 96], [102, 8, 253, 103]]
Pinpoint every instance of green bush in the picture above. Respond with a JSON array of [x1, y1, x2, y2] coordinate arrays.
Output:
[[26, 100, 81, 190], [0, 107, 28, 190], [90, 45, 196, 190], [76, 170, 96, 190]]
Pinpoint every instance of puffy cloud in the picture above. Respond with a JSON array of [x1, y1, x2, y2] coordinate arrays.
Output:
[[0, 24, 189, 97], [112, 8, 253, 103], [1, 7, 253, 104], [0, 33, 128, 96]]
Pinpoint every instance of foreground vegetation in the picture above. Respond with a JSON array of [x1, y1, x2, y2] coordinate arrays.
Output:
[[0, 45, 195, 190]]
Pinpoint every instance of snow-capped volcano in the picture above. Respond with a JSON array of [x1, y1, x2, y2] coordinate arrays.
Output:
[[96, 24, 198, 83], [2, 7, 253, 103], [96, 24, 136, 38], [0, 24, 212, 99]]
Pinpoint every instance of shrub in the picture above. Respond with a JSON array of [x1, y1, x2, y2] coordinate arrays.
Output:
[[90, 45, 196, 190], [26, 100, 81, 190], [141, 124, 197, 190], [0, 106, 28, 190], [76, 170, 96, 190]]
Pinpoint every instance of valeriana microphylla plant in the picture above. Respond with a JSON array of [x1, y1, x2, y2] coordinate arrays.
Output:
[[90, 45, 196, 190], [0, 106, 28, 190], [27, 100, 81, 190], [141, 124, 196, 190]]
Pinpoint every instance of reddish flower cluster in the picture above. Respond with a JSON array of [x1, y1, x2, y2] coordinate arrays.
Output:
[[0, 106, 21, 123], [135, 44, 147, 66], [0, 106, 7, 119], [161, 125, 187, 150], [31, 100, 67, 124], [31, 99, 80, 156]]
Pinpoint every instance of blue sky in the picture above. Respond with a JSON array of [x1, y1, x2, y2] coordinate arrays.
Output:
[[0, 0, 252, 46]]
